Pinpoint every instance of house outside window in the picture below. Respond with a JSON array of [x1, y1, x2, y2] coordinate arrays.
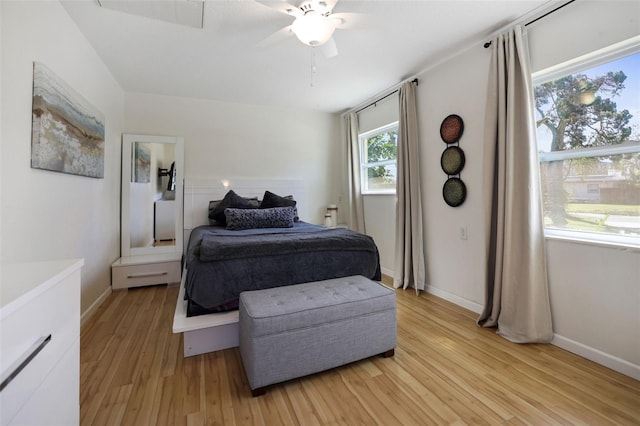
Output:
[[587, 183, 600, 195], [533, 44, 640, 246], [360, 122, 398, 194]]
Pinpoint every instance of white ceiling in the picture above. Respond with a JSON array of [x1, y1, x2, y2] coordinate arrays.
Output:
[[62, 0, 552, 113]]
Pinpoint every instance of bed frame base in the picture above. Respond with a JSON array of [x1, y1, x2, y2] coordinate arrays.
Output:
[[182, 322, 239, 357], [173, 272, 240, 357]]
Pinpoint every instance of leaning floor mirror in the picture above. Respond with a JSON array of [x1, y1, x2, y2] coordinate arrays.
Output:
[[121, 134, 184, 258]]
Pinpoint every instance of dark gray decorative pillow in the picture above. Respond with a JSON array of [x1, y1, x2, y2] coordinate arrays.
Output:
[[260, 191, 299, 221], [225, 206, 295, 230], [209, 196, 259, 214], [208, 190, 258, 225]]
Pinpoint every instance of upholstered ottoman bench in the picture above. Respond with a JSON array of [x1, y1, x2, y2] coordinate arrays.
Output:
[[239, 275, 397, 396]]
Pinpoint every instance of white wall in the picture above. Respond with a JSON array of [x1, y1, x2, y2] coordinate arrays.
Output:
[[527, 0, 640, 73], [0, 1, 124, 314], [546, 240, 640, 374], [415, 46, 488, 313], [123, 93, 342, 225], [361, 0, 640, 377]]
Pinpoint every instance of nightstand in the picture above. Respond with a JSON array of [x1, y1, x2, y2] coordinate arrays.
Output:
[[111, 252, 181, 290]]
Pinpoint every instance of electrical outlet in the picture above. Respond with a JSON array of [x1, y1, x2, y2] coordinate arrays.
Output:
[[460, 225, 468, 240]]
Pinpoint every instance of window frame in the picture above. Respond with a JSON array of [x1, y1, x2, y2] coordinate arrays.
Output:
[[359, 122, 399, 195], [532, 38, 640, 248]]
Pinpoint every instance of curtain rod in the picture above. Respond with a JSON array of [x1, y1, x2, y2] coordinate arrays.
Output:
[[483, 0, 576, 48], [354, 78, 419, 114]]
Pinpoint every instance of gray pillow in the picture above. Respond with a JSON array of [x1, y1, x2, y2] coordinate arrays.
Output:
[[208, 190, 258, 225], [209, 196, 259, 212], [225, 206, 295, 230], [260, 191, 299, 221]]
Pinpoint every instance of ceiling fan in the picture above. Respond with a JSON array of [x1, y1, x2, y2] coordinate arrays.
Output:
[[257, 0, 361, 58]]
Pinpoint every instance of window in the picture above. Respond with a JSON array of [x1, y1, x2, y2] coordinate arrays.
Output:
[[587, 184, 600, 195], [360, 122, 398, 194], [533, 45, 640, 245]]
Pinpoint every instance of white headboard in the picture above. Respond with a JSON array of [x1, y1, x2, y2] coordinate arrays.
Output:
[[183, 178, 306, 247]]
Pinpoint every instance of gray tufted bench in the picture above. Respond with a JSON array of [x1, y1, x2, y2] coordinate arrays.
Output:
[[239, 275, 397, 396]]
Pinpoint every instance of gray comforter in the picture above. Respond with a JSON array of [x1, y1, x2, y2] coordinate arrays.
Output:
[[184, 222, 381, 316]]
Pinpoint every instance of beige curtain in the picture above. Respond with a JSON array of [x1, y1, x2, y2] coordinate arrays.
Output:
[[478, 26, 553, 343], [393, 81, 425, 293], [346, 112, 365, 233]]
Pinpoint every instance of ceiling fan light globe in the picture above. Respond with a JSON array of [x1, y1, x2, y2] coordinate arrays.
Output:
[[292, 14, 336, 46]]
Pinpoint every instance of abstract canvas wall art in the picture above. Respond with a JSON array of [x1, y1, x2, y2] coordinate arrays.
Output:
[[133, 143, 151, 183], [31, 62, 105, 178]]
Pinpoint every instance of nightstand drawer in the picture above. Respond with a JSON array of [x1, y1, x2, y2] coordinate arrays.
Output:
[[112, 260, 180, 289]]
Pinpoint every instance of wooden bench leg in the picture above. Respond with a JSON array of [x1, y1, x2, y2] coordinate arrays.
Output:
[[252, 387, 267, 397], [382, 348, 395, 358]]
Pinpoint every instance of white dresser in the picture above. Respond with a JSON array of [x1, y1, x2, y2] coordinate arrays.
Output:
[[0, 259, 83, 426]]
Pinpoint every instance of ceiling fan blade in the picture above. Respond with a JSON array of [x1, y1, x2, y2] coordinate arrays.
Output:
[[254, 0, 302, 17], [319, 37, 338, 58], [257, 25, 294, 49], [330, 12, 366, 29]]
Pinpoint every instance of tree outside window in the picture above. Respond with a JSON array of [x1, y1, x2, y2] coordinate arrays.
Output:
[[360, 123, 398, 193], [534, 49, 640, 240]]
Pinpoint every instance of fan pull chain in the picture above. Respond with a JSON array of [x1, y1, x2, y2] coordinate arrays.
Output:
[[310, 48, 317, 87]]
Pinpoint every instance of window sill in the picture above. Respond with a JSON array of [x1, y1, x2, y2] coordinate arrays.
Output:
[[544, 229, 640, 252], [362, 192, 396, 196]]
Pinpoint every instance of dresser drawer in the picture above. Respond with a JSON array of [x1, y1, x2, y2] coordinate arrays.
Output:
[[9, 340, 79, 425], [0, 267, 80, 425], [112, 260, 181, 289]]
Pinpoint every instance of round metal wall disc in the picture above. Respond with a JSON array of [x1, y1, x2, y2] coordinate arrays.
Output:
[[440, 114, 464, 144], [443, 177, 467, 207], [441, 145, 466, 175]]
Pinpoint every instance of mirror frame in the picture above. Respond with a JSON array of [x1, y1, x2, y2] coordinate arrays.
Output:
[[121, 134, 184, 257]]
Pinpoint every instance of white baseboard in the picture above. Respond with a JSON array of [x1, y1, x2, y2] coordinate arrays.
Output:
[[424, 284, 484, 314], [551, 334, 640, 381], [380, 266, 394, 278], [81, 286, 112, 326], [382, 270, 483, 314]]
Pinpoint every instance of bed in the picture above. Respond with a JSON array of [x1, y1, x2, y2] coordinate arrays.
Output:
[[185, 222, 380, 316], [173, 178, 381, 357]]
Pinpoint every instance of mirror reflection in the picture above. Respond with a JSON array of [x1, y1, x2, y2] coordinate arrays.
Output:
[[130, 142, 177, 249]]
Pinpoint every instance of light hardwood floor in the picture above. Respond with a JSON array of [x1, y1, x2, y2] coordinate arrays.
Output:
[[80, 283, 640, 425]]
